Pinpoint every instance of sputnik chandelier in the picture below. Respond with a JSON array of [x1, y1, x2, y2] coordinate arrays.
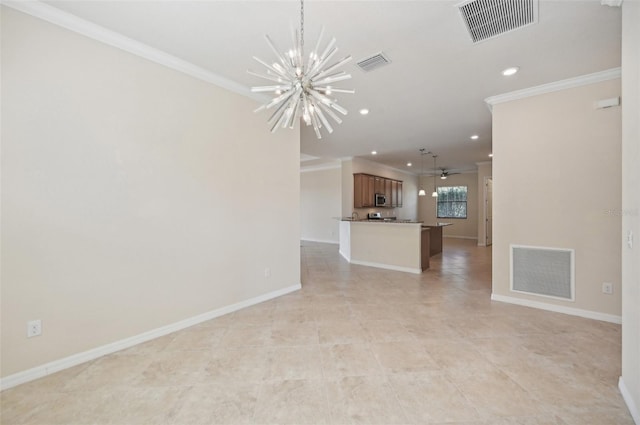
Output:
[[248, 0, 354, 139]]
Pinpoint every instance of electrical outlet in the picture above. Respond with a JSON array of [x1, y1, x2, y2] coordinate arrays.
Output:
[[264, 268, 271, 278], [27, 320, 42, 338], [602, 282, 613, 295]]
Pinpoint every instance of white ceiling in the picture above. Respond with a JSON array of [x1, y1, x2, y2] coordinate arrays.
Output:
[[41, 0, 622, 173]]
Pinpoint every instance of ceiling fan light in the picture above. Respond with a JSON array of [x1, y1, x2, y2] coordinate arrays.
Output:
[[440, 175, 447, 180]]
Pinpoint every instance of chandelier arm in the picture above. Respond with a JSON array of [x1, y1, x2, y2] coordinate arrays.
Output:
[[317, 102, 343, 124], [264, 35, 289, 69], [307, 26, 325, 71], [308, 90, 347, 115], [282, 105, 294, 129], [286, 92, 302, 129], [314, 104, 334, 134], [329, 102, 348, 116], [309, 89, 348, 115], [247, 70, 285, 84], [251, 85, 291, 93], [272, 62, 297, 80], [313, 73, 352, 86], [308, 46, 338, 77], [310, 56, 352, 80], [268, 93, 296, 124], [271, 103, 292, 132], [266, 89, 296, 110], [317, 37, 337, 65], [309, 107, 323, 139], [253, 56, 289, 79], [292, 28, 302, 69], [316, 87, 355, 94]]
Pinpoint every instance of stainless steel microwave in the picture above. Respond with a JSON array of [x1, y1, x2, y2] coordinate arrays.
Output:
[[375, 193, 387, 207]]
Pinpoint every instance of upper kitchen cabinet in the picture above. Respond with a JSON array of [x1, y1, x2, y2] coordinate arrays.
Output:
[[392, 181, 403, 207], [354, 173, 403, 208], [354, 173, 375, 208]]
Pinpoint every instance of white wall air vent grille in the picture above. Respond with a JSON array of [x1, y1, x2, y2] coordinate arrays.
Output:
[[510, 245, 574, 301], [457, 0, 539, 44], [356, 52, 391, 72]]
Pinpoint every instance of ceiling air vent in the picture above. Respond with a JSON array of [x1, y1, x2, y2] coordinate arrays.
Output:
[[356, 52, 391, 72], [457, 0, 539, 44]]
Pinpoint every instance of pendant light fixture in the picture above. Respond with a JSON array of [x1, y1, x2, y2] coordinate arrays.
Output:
[[248, 0, 354, 139], [431, 154, 439, 197], [418, 148, 427, 197]]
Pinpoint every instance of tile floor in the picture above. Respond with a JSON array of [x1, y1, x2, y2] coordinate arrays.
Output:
[[0, 239, 633, 424]]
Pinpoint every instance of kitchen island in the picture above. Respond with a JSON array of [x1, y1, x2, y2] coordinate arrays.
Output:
[[339, 220, 430, 274], [421, 223, 452, 256]]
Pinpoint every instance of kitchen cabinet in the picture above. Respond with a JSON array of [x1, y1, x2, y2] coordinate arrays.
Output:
[[354, 174, 376, 208], [391, 181, 398, 207], [354, 173, 403, 209], [375, 177, 384, 195], [384, 179, 392, 203]]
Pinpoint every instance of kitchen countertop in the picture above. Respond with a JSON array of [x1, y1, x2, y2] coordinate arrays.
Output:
[[339, 217, 422, 224]]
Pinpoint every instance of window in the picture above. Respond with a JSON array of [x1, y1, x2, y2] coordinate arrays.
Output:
[[437, 186, 468, 218]]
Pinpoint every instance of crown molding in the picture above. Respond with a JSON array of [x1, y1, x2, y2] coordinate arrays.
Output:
[[1, 0, 264, 102], [484, 67, 621, 110], [300, 162, 342, 173], [352, 156, 419, 177]]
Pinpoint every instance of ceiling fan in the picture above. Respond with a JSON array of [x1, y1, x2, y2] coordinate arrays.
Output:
[[439, 169, 460, 180]]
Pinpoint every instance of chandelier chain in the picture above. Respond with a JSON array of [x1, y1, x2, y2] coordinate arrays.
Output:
[[300, 0, 304, 63]]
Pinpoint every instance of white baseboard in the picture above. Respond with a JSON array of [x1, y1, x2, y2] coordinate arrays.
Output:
[[349, 259, 422, 275], [619, 377, 640, 424], [301, 238, 339, 245], [338, 250, 351, 262], [444, 236, 478, 240], [0, 283, 301, 391], [491, 293, 622, 324]]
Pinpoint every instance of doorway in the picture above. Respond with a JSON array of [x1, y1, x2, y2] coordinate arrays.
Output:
[[484, 177, 493, 246]]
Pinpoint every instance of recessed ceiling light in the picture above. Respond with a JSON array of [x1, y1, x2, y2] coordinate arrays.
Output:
[[502, 67, 519, 76], [371, 150, 377, 155], [359, 108, 369, 115], [407, 162, 412, 167], [470, 134, 479, 140], [488, 153, 493, 157]]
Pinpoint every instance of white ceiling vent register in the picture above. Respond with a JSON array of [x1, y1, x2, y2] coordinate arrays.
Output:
[[356, 52, 391, 72], [510, 245, 574, 301], [457, 0, 539, 44]]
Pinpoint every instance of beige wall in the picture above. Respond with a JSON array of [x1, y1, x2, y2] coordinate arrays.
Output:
[[477, 162, 492, 246], [621, 0, 640, 421], [341, 157, 419, 221], [0, 8, 300, 377], [492, 78, 622, 318], [300, 167, 341, 243], [418, 172, 478, 239]]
